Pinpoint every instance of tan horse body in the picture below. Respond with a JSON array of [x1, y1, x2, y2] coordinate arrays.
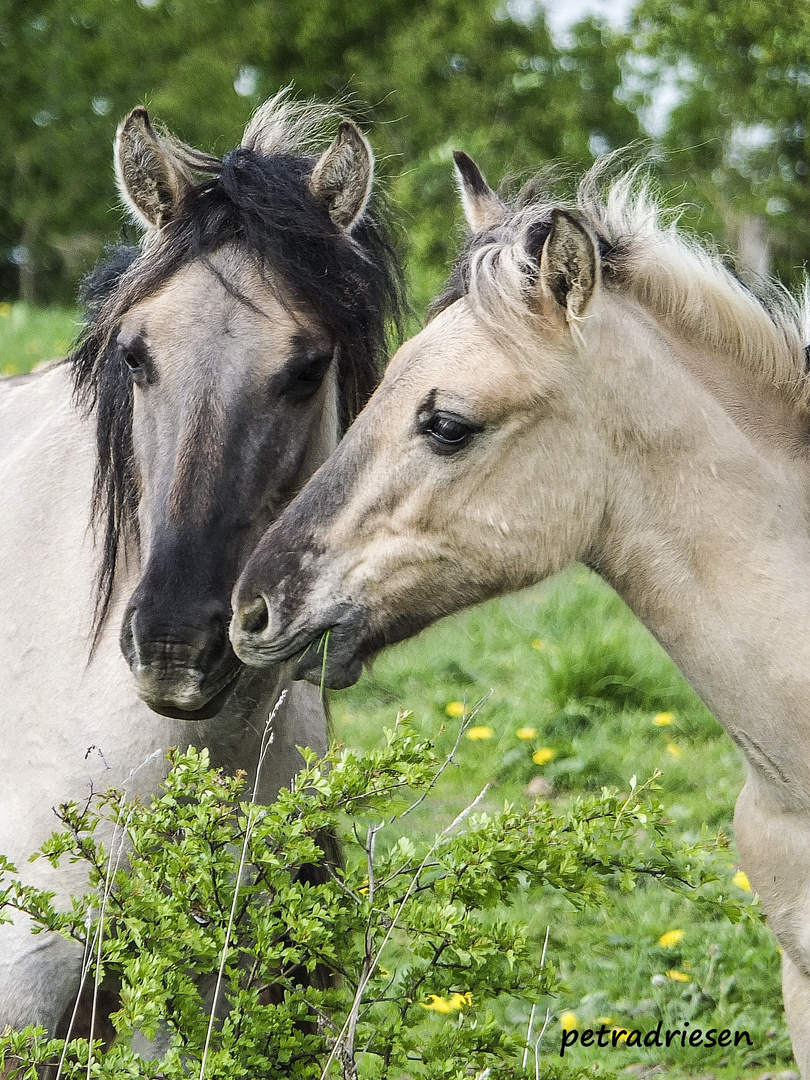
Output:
[[231, 159, 810, 1072]]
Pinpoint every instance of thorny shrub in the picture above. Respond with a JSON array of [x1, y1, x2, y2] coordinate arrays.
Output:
[[0, 710, 750, 1079]]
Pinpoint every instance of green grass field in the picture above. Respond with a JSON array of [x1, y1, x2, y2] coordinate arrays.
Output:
[[332, 571, 789, 1078], [2, 306, 794, 1077], [0, 302, 79, 375]]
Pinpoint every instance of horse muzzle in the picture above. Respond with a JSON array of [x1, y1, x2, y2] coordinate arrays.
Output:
[[121, 605, 244, 720], [229, 595, 367, 690], [130, 661, 243, 720]]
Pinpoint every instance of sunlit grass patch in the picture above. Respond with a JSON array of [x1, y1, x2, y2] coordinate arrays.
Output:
[[0, 303, 78, 376], [334, 567, 789, 1076]]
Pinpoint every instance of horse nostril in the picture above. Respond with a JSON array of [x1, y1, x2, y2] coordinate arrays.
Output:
[[239, 596, 270, 636]]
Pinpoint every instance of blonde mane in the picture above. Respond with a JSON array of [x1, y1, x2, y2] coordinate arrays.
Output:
[[444, 161, 810, 415]]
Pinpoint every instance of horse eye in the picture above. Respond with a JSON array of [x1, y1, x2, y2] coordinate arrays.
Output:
[[422, 413, 478, 453], [119, 342, 151, 386], [284, 352, 333, 403], [297, 356, 331, 386]]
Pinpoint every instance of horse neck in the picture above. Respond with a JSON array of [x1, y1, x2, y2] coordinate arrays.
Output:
[[590, 297, 810, 797]]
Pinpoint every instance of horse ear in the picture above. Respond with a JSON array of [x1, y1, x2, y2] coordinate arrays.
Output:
[[453, 151, 506, 232], [115, 107, 193, 231], [308, 120, 373, 232], [536, 209, 598, 322]]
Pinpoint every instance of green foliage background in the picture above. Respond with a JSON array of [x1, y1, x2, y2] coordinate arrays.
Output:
[[5, 0, 810, 311], [331, 571, 791, 1076], [0, 713, 761, 1078], [0, 0, 637, 309]]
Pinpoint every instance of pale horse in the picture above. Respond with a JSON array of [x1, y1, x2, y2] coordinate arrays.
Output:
[[231, 154, 810, 1073], [0, 90, 402, 1038]]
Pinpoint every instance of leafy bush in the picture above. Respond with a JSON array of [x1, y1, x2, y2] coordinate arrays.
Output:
[[0, 710, 749, 1079]]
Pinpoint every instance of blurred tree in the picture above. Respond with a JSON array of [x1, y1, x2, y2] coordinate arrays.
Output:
[[0, 0, 266, 302], [0, 0, 640, 310], [350, 10, 642, 309], [632, 0, 810, 285]]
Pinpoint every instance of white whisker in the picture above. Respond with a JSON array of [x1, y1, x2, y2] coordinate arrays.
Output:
[[522, 925, 550, 1070], [319, 783, 492, 1080], [199, 689, 286, 1080], [533, 1009, 550, 1080]]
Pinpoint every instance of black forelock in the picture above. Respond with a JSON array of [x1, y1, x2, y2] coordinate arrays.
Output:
[[70, 142, 405, 638], [73, 147, 404, 418]]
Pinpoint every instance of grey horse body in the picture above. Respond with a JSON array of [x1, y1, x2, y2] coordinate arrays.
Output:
[[0, 362, 326, 1032], [0, 90, 401, 1037]]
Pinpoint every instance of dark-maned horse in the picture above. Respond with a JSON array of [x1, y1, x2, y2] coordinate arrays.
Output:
[[0, 90, 401, 1038], [231, 154, 810, 1074]]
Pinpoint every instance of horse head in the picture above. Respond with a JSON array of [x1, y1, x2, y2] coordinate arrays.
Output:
[[72, 93, 401, 718], [229, 154, 607, 688]]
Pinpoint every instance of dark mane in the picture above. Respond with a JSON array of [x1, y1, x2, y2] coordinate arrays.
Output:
[[71, 139, 404, 634]]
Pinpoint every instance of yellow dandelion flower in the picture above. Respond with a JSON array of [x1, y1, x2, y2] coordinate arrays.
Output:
[[733, 870, 752, 892], [611, 1028, 629, 1042], [377, 966, 391, 978], [665, 741, 682, 759], [465, 725, 494, 741], [516, 726, 538, 740], [657, 929, 684, 948], [446, 701, 466, 718], [559, 1010, 578, 1031], [448, 992, 473, 1009], [531, 639, 544, 651], [421, 993, 469, 1013], [596, 1016, 613, 1026], [421, 995, 455, 1013], [666, 970, 690, 982], [0, 302, 11, 318], [532, 747, 556, 765], [653, 712, 673, 726]]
